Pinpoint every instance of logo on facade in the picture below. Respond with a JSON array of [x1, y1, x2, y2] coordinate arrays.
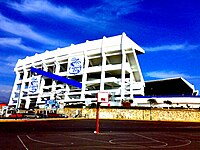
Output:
[[68, 56, 84, 76], [29, 76, 40, 94]]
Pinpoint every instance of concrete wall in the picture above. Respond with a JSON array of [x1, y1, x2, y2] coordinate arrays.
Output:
[[58, 108, 200, 122]]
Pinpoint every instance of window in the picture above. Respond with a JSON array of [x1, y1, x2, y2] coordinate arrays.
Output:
[[44, 79, 53, 86], [106, 55, 122, 65], [14, 93, 20, 98], [17, 84, 21, 90], [89, 57, 102, 67], [19, 72, 24, 80], [60, 63, 67, 72], [22, 92, 28, 97], [27, 71, 32, 78], [47, 65, 55, 73], [24, 82, 29, 89]]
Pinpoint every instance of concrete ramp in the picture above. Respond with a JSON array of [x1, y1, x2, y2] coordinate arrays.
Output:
[[30, 67, 82, 88]]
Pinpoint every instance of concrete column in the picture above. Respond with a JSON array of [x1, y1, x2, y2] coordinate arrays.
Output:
[[54, 60, 60, 74], [81, 50, 89, 101], [25, 99, 30, 109], [51, 62, 58, 95], [17, 66, 31, 110], [42, 63, 48, 71], [37, 63, 48, 101], [19, 77, 26, 109], [132, 48, 144, 83], [121, 33, 126, 100], [9, 71, 20, 106], [37, 76, 45, 104], [100, 37, 106, 91], [33, 64, 45, 104], [130, 72, 134, 99], [23, 68, 29, 109], [64, 85, 70, 101]]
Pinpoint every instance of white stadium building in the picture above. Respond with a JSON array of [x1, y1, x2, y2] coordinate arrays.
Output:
[[8, 33, 145, 109]]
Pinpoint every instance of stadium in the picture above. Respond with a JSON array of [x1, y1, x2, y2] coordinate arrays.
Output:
[[8, 33, 146, 109], [8, 33, 199, 110]]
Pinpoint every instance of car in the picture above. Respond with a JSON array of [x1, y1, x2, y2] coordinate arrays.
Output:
[[36, 113, 48, 118], [47, 113, 61, 118], [23, 111, 39, 119], [46, 113, 68, 118], [8, 113, 23, 119]]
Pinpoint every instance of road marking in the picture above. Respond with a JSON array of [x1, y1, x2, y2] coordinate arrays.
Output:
[[67, 134, 110, 144], [109, 138, 154, 144], [132, 133, 168, 148], [60, 145, 147, 149], [166, 139, 191, 148], [26, 135, 63, 145], [17, 135, 28, 150], [163, 133, 192, 148]]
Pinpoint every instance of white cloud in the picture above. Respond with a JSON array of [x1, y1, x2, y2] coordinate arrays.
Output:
[[145, 71, 191, 79], [8, 0, 142, 25], [4, 57, 17, 67], [0, 55, 19, 76], [7, 0, 112, 31], [0, 13, 61, 45], [85, 0, 142, 21], [0, 85, 12, 94], [144, 43, 199, 52], [0, 38, 39, 52], [103, 0, 142, 16], [6, 0, 144, 33], [8, 0, 94, 23], [0, 64, 15, 76], [0, 85, 12, 102]]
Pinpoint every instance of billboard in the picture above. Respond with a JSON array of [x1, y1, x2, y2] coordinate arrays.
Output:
[[28, 76, 41, 94], [67, 56, 84, 76], [45, 100, 59, 109]]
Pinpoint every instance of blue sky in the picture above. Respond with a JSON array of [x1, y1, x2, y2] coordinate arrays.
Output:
[[0, 0, 200, 102]]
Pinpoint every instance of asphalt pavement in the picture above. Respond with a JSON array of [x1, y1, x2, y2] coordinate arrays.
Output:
[[0, 119, 200, 149]]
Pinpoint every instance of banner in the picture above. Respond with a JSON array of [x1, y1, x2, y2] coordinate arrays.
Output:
[[45, 100, 59, 109], [67, 56, 84, 76], [28, 76, 41, 94]]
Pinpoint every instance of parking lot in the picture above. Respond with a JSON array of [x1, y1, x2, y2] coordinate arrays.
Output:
[[0, 119, 200, 149]]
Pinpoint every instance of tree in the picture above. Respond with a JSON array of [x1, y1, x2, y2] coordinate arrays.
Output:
[[164, 100, 172, 109], [90, 103, 97, 108], [164, 100, 172, 105], [147, 98, 157, 120], [147, 98, 157, 107], [186, 104, 190, 109]]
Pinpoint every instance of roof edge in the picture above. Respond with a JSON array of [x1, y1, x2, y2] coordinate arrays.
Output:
[[145, 77, 195, 91]]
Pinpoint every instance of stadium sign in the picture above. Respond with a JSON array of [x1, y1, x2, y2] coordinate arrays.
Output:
[[67, 56, 84, 76]]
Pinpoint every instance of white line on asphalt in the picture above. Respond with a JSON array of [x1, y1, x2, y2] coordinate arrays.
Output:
[[17, 135, 29, 150], [26, 135, 63, 146], [132, 133, 168, 148], [163, 133, 192, 148], [67, 134, 110, 144]]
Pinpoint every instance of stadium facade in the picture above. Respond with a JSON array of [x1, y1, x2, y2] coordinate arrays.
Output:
[[8, 33, 145, 109]]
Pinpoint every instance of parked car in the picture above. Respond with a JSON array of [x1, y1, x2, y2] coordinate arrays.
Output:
[[36, 113, 48, 118], [8, 113, 23, 119], [23, 111, 39, 119], [46, 113, 68, 118], [47, 113, 61, 118]]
